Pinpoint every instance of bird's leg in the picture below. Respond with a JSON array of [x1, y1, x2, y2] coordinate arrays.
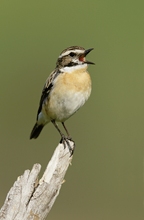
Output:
[[61, 122, 75, 155], [61, 122, 72, 140], [51, 120, 74, 156], [51, 120, 64, 138]]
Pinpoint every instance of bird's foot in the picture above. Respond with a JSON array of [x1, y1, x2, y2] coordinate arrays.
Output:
[[60, 135, 75, 156], [66, 136, 73, 141]]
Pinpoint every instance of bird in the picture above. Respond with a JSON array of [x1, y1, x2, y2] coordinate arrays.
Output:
[[30, 46, 94, 155]]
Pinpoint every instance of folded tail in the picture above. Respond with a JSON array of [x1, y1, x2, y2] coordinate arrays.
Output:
[[30, 123, 44, 139]]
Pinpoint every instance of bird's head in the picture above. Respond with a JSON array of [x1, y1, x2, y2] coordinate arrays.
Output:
[[56, 46, 94, 70]]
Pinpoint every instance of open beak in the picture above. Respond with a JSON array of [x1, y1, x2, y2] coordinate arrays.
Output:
[[84, 48, 95, 65]]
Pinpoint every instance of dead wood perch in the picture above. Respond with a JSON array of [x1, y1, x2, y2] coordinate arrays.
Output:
[[0, 140, 75, 220]]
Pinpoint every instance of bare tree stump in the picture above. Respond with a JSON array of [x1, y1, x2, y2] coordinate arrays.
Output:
[[0, 140, 75, 220]]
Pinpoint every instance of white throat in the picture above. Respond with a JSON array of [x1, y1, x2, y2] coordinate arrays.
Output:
[[60, 63, 87, 73]]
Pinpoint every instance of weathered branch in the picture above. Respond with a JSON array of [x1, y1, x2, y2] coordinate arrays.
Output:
[[0, 140, 75, 220]]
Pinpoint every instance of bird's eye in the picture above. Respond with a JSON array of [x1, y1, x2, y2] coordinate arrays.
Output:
[[69, 52, 75, 57]]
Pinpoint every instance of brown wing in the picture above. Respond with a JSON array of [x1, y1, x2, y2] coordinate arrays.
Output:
[[36, 69, 61, 120]]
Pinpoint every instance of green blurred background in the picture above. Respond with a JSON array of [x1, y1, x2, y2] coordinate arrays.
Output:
[[0, 1, 144, 219]]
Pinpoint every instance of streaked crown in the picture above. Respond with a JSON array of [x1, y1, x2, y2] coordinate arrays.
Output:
[[56, 46, 94, 69]]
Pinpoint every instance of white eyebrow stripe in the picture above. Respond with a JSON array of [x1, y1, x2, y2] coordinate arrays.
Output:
[[59, 49, 85, 58]]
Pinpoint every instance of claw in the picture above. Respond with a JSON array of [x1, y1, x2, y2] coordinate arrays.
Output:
[[60, 135, 75, 156]]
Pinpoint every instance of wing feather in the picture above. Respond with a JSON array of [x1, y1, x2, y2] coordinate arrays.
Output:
[[36, 69, 61, 120]]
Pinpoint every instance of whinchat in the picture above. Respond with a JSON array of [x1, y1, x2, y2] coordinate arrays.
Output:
[[30, 46, 94, 154]]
